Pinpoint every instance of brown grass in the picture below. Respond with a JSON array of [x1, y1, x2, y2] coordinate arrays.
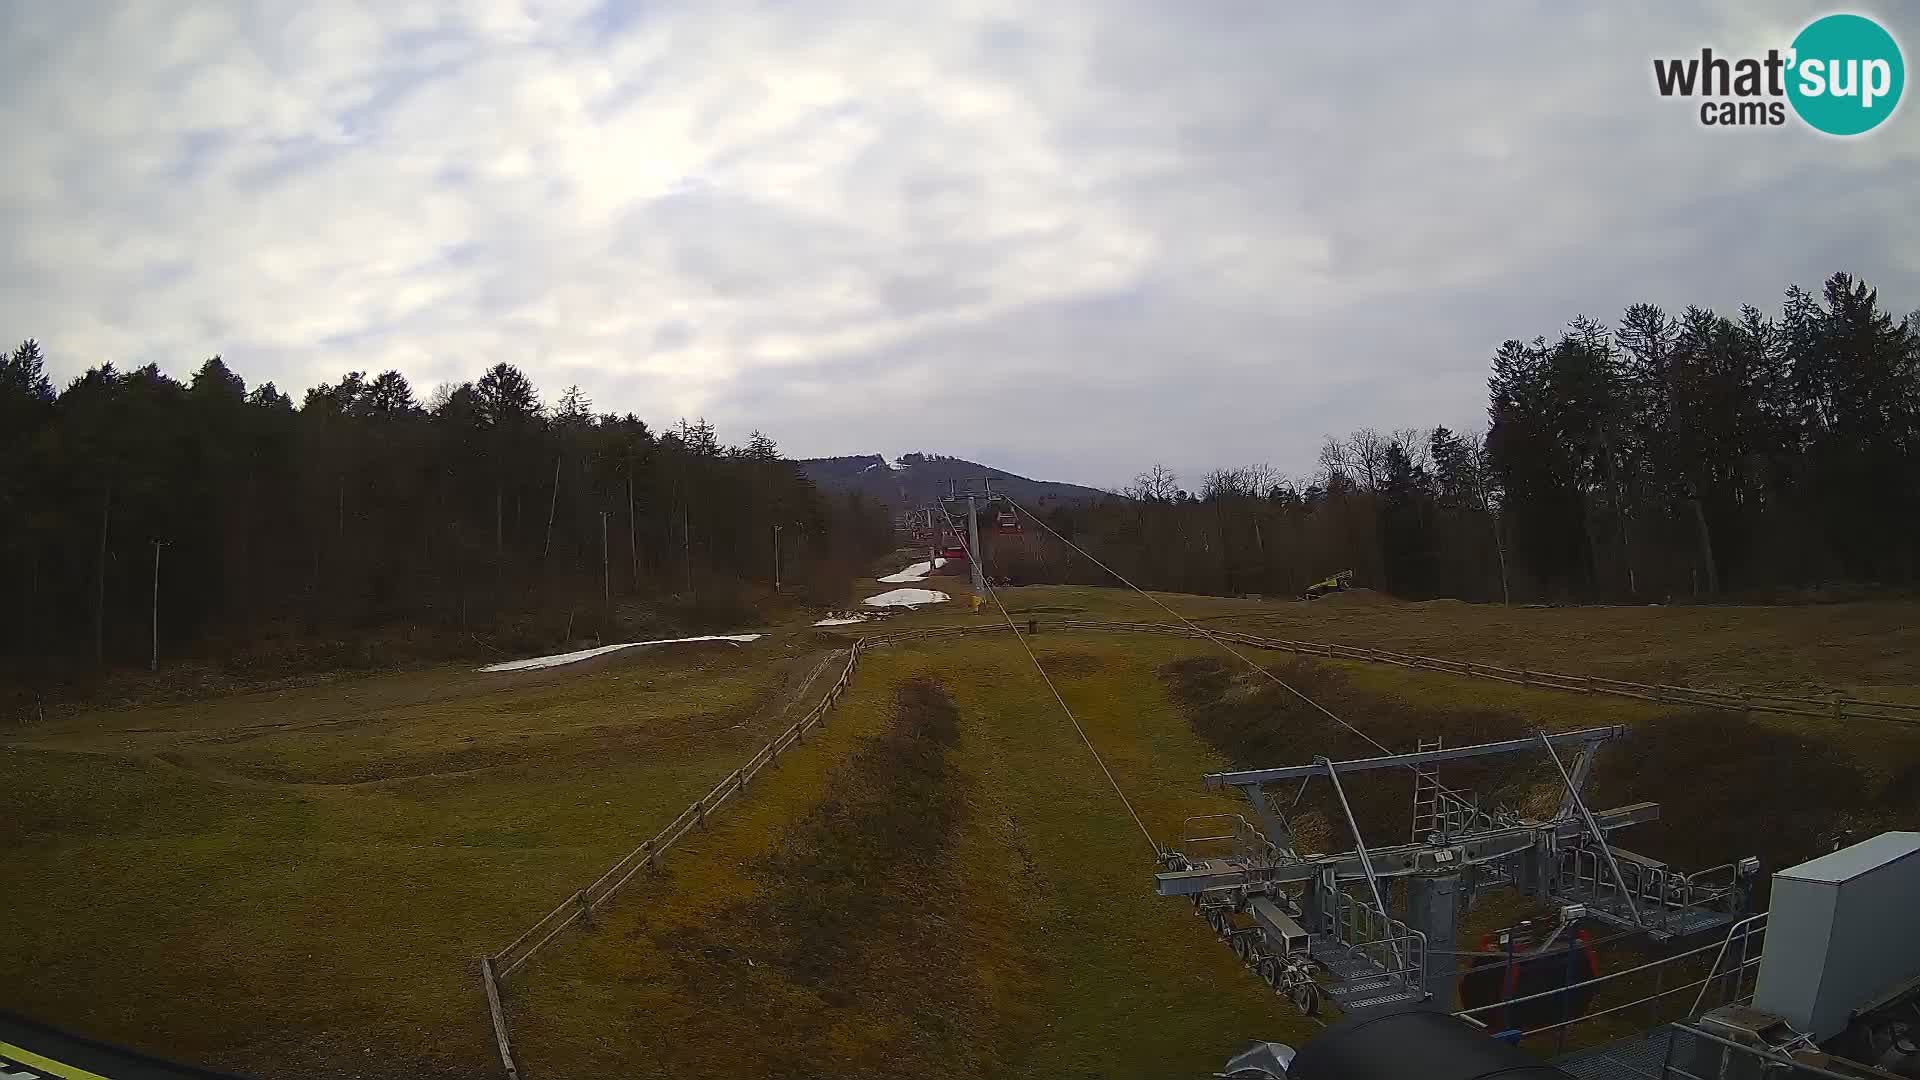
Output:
[[6, 584, 1918, 1077]]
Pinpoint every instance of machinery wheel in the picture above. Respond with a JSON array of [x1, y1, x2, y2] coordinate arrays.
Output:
[[1211, 911, 1232, 939], [1290, 980, 1322, 1017], [1232, 932, 1252, 961], [1257, 956, 1281, 988]]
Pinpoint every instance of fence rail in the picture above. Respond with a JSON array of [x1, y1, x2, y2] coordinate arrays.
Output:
[[1038, 620, 1920, 728], [473, 614, 1912, 1076], [477, 625, 994, 1076], [489, 639, 873, 981]]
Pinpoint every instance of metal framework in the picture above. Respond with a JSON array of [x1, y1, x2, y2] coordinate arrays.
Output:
[[937, 481, 1012, 594], [1156, 725, 1763, 1019]]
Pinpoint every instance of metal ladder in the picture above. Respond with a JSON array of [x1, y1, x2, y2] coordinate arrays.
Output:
[[1411, 737, 1443, 842]]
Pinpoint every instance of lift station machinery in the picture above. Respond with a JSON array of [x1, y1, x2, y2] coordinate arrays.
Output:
[[1155, 726, 1763, 1023]]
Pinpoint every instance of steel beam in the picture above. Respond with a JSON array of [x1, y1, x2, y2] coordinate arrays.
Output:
[[1153, 802, 1658, 897], [1203, 725, 1627, 788]]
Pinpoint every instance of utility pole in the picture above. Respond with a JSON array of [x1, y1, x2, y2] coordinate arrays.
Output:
[[599, 511, 611, 626], [627, 467, 638, 587], [772, 524, 783, 593], [543, 454, 561, 559], [150, 539, 165, 672], [682, 510, 693, 601], [967, 495, 985, 594]]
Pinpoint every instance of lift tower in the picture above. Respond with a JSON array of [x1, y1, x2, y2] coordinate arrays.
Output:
[[1157, 726, 1762, 1016], [940, 479, 1009, 595]]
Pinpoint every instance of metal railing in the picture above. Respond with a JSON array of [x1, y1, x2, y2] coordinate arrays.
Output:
[[1318, 881, 1428, 995], [1453, 913, 1768, 1053], [1176, 813, 1284, 866], [1658, 1022, 1868, 1080], [1689, 913, 1768, 1015], [1557, 844, 1744, 932]]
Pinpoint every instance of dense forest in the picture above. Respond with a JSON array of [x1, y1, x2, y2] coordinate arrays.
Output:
[[1001, 272, 1920, 604], [0, 354, 894, 690], [4, 269, 1913, 696]]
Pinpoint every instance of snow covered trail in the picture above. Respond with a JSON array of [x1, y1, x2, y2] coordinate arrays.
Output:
[[862, 588, 949, 608], [479, 634, 763, 673], [877, 557, 947, 583]]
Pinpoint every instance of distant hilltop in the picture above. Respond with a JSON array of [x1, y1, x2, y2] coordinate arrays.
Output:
[[796, 452, 1111, 513]]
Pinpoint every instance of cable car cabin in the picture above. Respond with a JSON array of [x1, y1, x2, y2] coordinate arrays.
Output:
[[941, 545, 968, 561], [1456, 928, 1599, 1032], [994, 511, 1021, 535]]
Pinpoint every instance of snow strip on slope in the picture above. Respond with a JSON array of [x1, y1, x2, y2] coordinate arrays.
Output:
[[812, 615, 873, 627], [877, 557, 948, 583], [479, 634, 763, 673], [862, 588, 949, 608]]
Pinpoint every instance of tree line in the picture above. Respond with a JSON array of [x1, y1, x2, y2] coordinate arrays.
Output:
[[1000, 272, 1920, 603], [0, 352, 893, 684]]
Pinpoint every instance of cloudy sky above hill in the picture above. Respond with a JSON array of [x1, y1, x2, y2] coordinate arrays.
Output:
[[4, 2, 1916, 487]]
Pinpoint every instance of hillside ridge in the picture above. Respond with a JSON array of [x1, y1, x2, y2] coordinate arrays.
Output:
[[797, 452, 1110, 512]]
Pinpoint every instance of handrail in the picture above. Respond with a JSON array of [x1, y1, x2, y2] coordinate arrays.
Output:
[[1517, 960, 1758, 1037], [1668, 1022, 1865, 1080], [1539, 731, 1642, 928], [1690, 912, 1768, 1015], [1454, 930, 1737, 1018], [1317, 755, 1406, 980]]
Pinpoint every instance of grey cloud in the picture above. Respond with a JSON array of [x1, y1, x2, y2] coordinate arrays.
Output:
[[2, 1, 1917, 488]]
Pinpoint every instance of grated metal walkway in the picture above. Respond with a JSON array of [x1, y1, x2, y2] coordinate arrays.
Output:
[[1550, 1026, 1693, 1080], [1309, 937, 1425, 1012]]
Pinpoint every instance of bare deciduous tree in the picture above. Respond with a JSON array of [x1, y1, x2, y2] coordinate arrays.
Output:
[[1126, 463, 1181, 501]]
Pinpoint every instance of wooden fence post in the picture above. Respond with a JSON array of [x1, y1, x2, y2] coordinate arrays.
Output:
[[1833, 695, 1844, 722], [481, 957, 521, 1080], [575, 889, 594, 929]]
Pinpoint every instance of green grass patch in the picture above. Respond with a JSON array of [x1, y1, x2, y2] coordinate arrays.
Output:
[[0, 638, 830, 1078]]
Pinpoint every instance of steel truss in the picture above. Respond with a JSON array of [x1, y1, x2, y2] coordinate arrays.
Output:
[[1156, 725, 1763, 1018]]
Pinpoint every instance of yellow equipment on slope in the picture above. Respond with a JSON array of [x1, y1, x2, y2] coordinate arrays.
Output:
[[1301, 569, 1355, 601]]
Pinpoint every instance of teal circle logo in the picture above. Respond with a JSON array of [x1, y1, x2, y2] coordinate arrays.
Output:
[[1787, 14, 1904, 135]]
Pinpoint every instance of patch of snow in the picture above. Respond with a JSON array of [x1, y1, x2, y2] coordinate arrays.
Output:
[[862, 588, 950, 609], [479, 634, 763, 673], [812, 615, 872, 627], [878, 557, 948, 583]]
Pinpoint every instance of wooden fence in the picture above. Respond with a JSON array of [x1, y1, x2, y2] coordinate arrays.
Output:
[[1048, 620, 1920, 728], [479, 635, 891, 1076], [475, 616, 1916, 1075]]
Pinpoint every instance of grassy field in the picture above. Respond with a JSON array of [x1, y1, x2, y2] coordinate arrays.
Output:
[[1, 632, 838, 1078], [4, 574, 1919, 1078]]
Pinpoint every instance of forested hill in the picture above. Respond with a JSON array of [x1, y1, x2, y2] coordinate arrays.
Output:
[[0, 358, 896, 685], [798, 452, 1109, 513], [1000, 272, 1920, 606]]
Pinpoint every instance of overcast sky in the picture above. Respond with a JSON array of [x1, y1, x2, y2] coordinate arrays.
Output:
[[4, 2, 1917, 489]]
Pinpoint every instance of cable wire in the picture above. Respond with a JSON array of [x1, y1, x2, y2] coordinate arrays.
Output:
[[1007, 496, 1398, 756], [937, 502, 1161, 858], [1005, 496, 1482, 805]]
